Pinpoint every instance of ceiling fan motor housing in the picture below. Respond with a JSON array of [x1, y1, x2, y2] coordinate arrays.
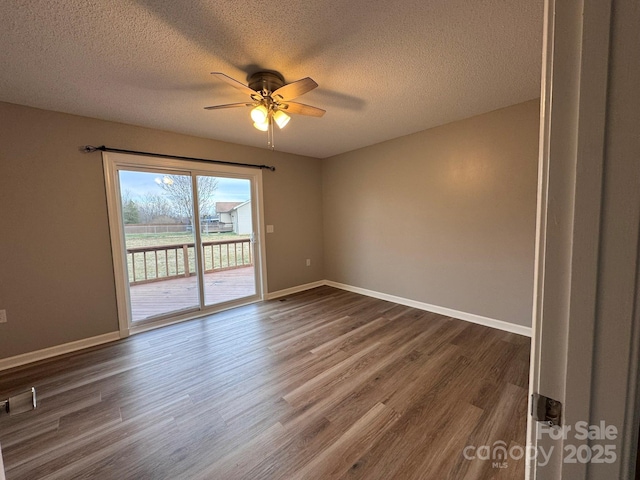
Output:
[[248, 71, 285, 95]]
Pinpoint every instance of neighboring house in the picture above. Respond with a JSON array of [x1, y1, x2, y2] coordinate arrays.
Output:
[[214, 201, 251, 234], [215, 202, 242, 225], [231, 200, 252, 235]]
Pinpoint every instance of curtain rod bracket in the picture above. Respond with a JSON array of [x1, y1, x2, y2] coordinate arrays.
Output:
[[80, 145, 276, 171]]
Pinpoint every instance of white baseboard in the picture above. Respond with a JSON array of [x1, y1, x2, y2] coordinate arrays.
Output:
[[324, 280, 532, 337], [266, 280, 326, 300], [0, 332, 121, 372], [267, 279, 531, 336]]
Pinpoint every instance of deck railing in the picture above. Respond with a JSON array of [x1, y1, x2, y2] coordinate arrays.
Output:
[[126, 238, 252, 285]]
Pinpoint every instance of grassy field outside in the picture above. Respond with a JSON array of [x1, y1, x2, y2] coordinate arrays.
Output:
[[124, 231, 251, 283], [124, 231, 247, 248]]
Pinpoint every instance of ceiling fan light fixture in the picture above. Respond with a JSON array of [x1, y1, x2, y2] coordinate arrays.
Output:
[[273, 110, 290, 129], [250, 105, 268, 124], [253, 120, 269, 132], [208, 71, 325, 149]]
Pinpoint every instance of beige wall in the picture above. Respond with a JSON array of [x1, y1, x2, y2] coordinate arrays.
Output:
[[0, 102, 324, 359], [322, 100, 539, 326]]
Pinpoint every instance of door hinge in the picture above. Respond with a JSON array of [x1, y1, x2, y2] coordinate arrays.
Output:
[[531, 393, 562, 427]]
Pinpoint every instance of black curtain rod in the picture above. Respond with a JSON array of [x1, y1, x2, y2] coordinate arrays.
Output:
[[81, 145, 276, 171]]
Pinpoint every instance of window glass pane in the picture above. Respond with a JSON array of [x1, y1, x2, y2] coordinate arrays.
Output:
[[118, 170, 200, 321]]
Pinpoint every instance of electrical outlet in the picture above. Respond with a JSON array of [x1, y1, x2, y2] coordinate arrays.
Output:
[[0, 309, 6, 323], [306, 259, 311, 267]]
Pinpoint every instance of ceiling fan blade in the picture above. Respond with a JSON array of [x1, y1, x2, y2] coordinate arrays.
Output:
[[280, 101, 326, 117], [272, 77, 318, 101], [204, 103, 254, 110], [211, 72, 261, 98]]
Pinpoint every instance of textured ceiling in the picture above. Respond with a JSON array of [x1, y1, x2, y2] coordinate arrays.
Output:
[[0, 0, 543, 158]]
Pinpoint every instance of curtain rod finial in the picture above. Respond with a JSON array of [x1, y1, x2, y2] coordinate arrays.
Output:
[[80, 145, 106, 153]]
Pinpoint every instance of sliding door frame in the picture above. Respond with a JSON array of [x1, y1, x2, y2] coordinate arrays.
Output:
[[103, 152, 268, 337]]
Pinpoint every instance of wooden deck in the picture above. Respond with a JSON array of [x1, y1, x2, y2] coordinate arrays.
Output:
[[129, 266, 256, 321]]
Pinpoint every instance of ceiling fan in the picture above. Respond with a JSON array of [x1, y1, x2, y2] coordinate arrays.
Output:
[[205, 71, 326, 148]]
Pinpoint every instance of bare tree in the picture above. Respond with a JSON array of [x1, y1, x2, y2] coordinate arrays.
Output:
[[196, 176, 218, 218], [137, 192, 175, 224], [156, 175, 218, 224]]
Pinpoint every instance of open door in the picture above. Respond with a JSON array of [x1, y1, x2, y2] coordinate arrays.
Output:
[[527, 0, 640, 478]]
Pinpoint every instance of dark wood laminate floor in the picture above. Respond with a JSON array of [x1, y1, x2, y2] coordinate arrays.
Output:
[[0, 286, 530, 480]]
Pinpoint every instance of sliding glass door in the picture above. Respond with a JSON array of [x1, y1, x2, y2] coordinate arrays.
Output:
[[103, 153, 265, 335], [197, 175, 256, 307]]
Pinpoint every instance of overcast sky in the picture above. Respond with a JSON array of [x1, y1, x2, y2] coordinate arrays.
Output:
[[119, 171, 251, 203]]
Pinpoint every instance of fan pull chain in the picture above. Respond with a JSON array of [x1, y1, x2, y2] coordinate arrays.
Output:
[[268, 117, 275, 150]]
